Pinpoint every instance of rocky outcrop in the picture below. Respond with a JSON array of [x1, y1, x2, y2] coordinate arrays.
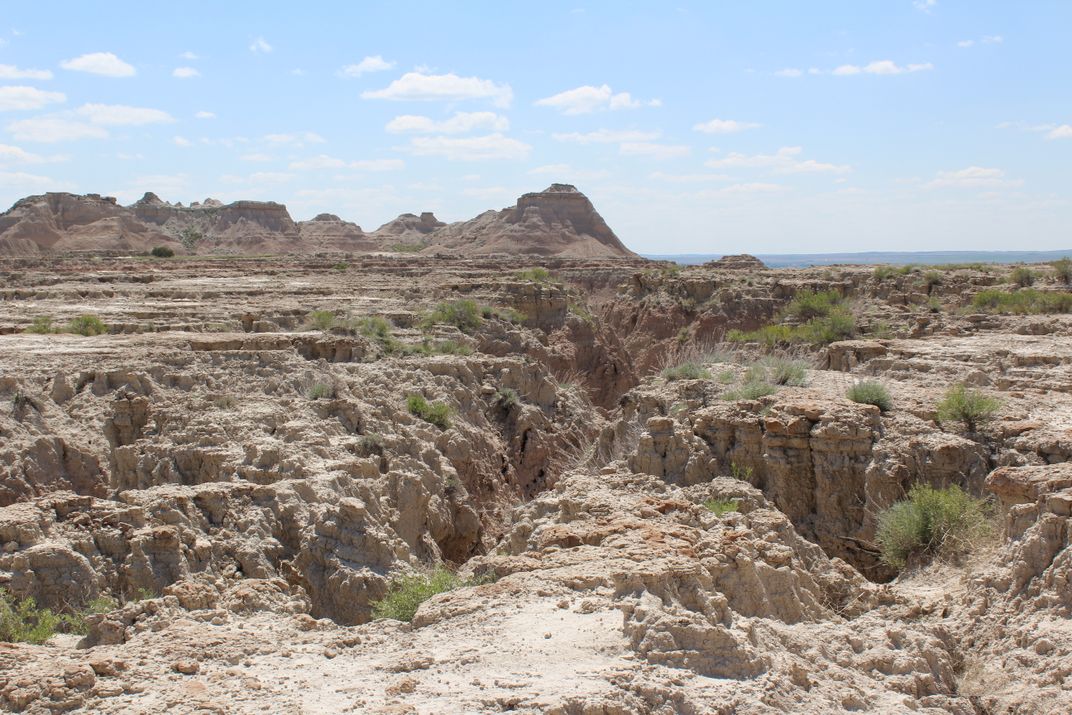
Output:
[[297, 213, 376, 252], [370, 212, 445, 248], [0, 193, 176, 256], [417, 184, 637, 257]]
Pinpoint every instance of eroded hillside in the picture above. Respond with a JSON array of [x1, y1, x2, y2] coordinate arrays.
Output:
[[0, 255, 1069, 713]]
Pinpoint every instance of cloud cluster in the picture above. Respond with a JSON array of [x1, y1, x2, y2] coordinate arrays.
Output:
[[60, 52, 135, 77], [339, 56, 395, 77], [0, 86, 65, 112], [0, 64, 52, 80], [706, 146, 850, 174], [535, 84, 659, 115], [404, 133, 531, 161], [362, 72, 513, 108], [925, 166, 1022, 189], [692, 118, 760, 134], [386, 112, 508, 134], [832, 61, 933, 76]]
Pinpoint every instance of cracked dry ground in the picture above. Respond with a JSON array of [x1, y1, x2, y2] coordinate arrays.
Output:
[[0, 255, 1069, 714]]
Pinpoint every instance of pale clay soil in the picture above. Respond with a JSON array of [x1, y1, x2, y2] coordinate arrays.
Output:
[[0, 255, 1070, 714]]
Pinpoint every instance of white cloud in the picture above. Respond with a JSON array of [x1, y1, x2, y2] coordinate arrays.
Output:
[[6, 117, 108, 142], [693, 118, 761, 134], [551, 128, 661, 144], [195, 111, 215, 119], [180, 51, 199, 60], [619, 142, 691, 160], [775, 68, 802, 78], [925, 166, 1022, 189], [705, 145, 850, 173], [0, 64, 53, 80], [913, 0, 937, 12], [173, 66, 200, 79], [263, 131, 326, 146], [983, 35, 1003, 44], [77, 103, 174, 126], [1047, 125, 1072, 140], [288, 155, 404, 171], [173, 136, 192, 147], [362, 72, 513, 107], [404, 133, 531, 161], [239, 153, 273, 162], [528, 164, 610, 180], [339, 55, 395, 77], [59, 52, 135, 77], [833, 60, 933, 76], [249, 37, 272, 54], [0, 86, 65, 111], [957, 40, 975, 48], [534, 84, 658, 115], [0, 170, 58, 188], [718, 182, 784, 194], [385, 111, 508, 134], [220, 171, 293, 184], [0, 143, 64, 166], [649, 171, 732, 183]]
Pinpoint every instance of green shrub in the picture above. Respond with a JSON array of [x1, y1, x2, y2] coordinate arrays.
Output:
[[25, 316, 54, 334], [783, 290, 843, 321], [495, 387, 520, 409], [150, 246, 175, 258], [703, 499, 739, 516], [722, 381, 777, 401], [515, 267, 551, 282], [876, 484, 989, 568], [936, 384, 1001, 433], [482, 305, 525, 323], [1050, 257, 1072, 285], [727, 308, 855, 347], [922, 271, 943, 288], [847, 381, 891, 412], [1009, 266, 1036, 287], [422, 300, 482, 333], [717, 370, 736, 384], [755, 356, 808, 386], [308, 310, 336, 331], [371, 568, 464, 622], [407, 394, 452, 429], [802, 307, 856, 344], [661, 362, 712, 381], [970, 289, 1072, 314], [180, 227, 202, 251], [0, 590, 61, 644], [358, 315, 393, 340], [66, 315, 107, 336], [332, 262, 349, 271], [308, 383, 332, 400]]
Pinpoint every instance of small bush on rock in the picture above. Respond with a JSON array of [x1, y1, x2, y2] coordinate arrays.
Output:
[[1009, 266, 1036, 287], [66, 314, 107, 336], [876, 484, 989, 568], [971, 289, 1072, 314], [371, 568, 465, 622], [783, 289, 843, 321], [1050, 257, 1072, 285], [422, 300, 482, 333], [308, 310, 336, 331], [150, 246, 175, 258], [847, 381, 891, 412], [25, 316, 54, 334], [936, 384, 1001, 433], [703, 499, 738, 516], [407, 394, 452, 429]]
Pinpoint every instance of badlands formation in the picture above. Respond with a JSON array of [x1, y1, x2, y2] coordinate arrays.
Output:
[[0, 194, 1069, 713], [0, 184, 636, 259]]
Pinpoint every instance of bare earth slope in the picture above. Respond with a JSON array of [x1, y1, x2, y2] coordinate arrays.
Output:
[[0, 185, 637, 259], [0, 255, 1069, 713]]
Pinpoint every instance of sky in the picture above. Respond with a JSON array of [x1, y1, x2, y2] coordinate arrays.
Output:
[[0, 1, 1069, 254]]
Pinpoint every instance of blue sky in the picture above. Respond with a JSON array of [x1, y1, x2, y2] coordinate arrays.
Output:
[[0, 1, 1069, 254]]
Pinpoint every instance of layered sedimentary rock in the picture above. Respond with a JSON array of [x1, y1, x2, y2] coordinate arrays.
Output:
[[422, 184, 636, 257]]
